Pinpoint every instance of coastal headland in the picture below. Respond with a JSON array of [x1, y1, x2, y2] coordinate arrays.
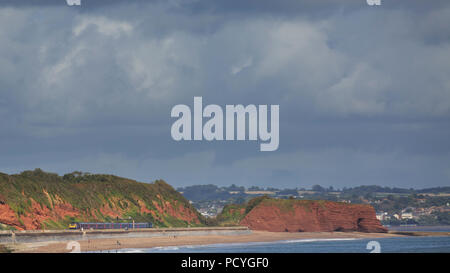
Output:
[[218, 196, 387, 233]]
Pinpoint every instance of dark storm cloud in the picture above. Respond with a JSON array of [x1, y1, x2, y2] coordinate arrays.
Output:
[[0, 0, 449, 189]]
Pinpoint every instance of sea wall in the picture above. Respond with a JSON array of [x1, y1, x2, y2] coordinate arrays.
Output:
[[0, 227, 250, 244]]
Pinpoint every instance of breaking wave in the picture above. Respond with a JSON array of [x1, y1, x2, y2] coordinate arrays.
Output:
[[115, 237, 361, 253]]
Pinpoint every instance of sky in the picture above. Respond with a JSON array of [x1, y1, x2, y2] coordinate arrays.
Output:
[[0, 0, 449, 189]]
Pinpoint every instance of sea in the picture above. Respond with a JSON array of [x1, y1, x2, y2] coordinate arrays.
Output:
[[114, 226, 450, 253]]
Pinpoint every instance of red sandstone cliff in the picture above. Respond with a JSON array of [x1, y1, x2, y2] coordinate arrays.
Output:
[[239, 199, 387, 233], [0, 170, 204, 230]]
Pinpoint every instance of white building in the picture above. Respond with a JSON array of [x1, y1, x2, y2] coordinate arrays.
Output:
[[401, 212, 414, 219], [376, 213, 384, 221]]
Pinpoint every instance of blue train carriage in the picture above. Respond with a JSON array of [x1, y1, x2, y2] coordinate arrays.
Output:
[[69, 222, 153, 230]]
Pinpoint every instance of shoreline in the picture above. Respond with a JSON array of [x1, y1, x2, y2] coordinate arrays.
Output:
[[5, 230, 431, 253]]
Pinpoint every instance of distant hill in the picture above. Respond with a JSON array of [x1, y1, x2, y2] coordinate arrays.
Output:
[[0, 169, 205, 230], [178, 184, 450, 203]]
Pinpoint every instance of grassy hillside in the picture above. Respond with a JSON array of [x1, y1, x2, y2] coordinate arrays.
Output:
[[216, 196, 270, 226], [0, 169, 206, 230]]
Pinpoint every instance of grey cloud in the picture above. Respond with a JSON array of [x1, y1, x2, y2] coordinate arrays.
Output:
[[0, 1, 449, 189]]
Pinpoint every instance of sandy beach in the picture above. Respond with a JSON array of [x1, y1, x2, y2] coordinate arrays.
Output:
[[6, 231, 412, 253]]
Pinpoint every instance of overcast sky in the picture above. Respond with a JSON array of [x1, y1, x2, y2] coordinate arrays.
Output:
[[0, 0, 449, 189]]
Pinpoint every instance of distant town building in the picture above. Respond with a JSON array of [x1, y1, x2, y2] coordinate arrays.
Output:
[[401, 212, 414, 219], [376, 213, 384, 221], [245, 191, 276, 195], [376, 212, 390, 221]]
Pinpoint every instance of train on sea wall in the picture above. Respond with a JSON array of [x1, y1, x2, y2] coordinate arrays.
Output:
[[69, 222, 153, 230]]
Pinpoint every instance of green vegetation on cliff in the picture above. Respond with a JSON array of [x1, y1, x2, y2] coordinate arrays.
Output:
[[0, 223, 16, 231], [215, 203, 246, 226], [0, 169, 206, 230], [216, 196, 285, 226]]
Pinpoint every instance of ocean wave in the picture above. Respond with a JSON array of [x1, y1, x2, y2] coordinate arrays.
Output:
[[116, 237, 362, 253], [152, 246, 180, 251], [116, 248, 146, 253], [281, 238, 360, 244]]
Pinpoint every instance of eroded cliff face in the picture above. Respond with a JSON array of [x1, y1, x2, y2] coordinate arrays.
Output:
[[0, 170, 203, 230], [239, 199, 387, 233], [0, 196, 201, 230]]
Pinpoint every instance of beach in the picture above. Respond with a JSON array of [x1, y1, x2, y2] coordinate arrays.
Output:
[[6, 230, 414, 253]]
